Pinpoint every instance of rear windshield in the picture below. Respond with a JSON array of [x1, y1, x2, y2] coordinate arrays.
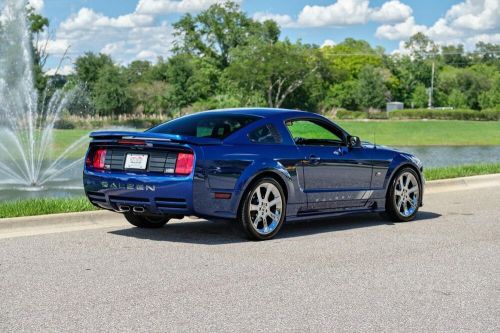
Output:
[[148, 113, 260, 139]]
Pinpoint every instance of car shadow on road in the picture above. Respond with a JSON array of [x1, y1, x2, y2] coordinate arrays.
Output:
[[108, 211, 441, 245]]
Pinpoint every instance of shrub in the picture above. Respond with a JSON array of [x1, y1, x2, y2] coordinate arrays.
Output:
[[54, 118, 76, 129], [389, 108, 500, 121]]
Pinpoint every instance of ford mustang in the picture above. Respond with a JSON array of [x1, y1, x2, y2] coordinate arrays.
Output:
[[83, 108, 424, 240]]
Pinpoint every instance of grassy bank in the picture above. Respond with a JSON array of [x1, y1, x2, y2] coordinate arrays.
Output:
[[1, 163, 499, 218], [337, 120, 500, 146], [424, 163, 500, 181], [0, 197, 96, 219]]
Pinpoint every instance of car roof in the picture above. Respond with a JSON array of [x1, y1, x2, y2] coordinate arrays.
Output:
[[196, 107, 322, 119]]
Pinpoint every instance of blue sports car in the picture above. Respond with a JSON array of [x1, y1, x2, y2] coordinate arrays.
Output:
[[83, 108, 424, 240]]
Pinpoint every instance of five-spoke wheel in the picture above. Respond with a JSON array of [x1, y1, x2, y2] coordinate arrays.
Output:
[[384, 168, 421, 222], [239, 178, 286, 240]]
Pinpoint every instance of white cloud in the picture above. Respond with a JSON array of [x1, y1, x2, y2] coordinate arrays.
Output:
[[297, 0, 371, 27], [370, 0, 412, 23], [445, 0, 499, 31], [60, 8, 153, 30], [253, 12, 296, 28], [46, 65, 74, 76], [262, 0, 412, 28], [135, 0, 238, 15], [375, 17, 426, 40], [28, 0, 43, 12], [45, 39, 70, 55], [321, 39, 336, 48]]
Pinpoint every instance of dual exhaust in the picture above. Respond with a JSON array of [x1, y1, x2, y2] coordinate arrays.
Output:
[[117, 205, 145, 213]]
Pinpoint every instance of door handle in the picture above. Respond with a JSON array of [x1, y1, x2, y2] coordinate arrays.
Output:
[[308, 155, 321, 165], [333, 147, 344, 156]]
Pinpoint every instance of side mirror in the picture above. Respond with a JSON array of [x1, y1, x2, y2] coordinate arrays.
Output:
[[347, 135, 362, 149]]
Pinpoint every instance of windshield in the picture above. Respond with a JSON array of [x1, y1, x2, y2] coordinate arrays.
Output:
[[148, 113, 260, 139]]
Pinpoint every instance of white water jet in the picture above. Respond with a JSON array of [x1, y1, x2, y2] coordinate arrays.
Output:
[[0, 0, 89, 190]]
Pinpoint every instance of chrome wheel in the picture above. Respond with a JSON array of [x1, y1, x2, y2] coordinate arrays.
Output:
[[394, 171, 420, 217], [248, 182, 283, 235]]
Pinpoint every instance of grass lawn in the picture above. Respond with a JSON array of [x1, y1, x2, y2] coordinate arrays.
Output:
[[336, 120, 500, 146], [0, 197, 96, 219], [424, 163, 500, 181], [1, 163, 498, 218]]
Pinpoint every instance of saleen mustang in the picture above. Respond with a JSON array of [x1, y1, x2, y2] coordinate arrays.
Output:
[[83, 108, 424, 240]]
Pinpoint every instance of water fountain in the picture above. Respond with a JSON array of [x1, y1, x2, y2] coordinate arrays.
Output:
[[0, 0, 89, 200]]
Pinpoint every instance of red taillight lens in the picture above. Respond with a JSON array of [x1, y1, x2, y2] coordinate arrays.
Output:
[[175, 152, 194, 175], [89, 148, 107, 170]]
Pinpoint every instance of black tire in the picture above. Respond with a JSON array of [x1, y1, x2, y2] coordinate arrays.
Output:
[[124, 213, 170, 228], [238, 177, 286, 241], [384, 167, 421, 222]]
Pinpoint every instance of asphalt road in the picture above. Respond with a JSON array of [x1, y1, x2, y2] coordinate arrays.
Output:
[[0, 186, 499, 332]]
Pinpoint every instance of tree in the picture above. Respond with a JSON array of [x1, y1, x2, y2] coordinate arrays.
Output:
[[27, 7, 49, 91], [404, 33, 438, 59], [325, 81, 359, 110], [479, 75, 500, 109], [441, 44, 469, 68], [447, 89, 467, 108], [124, 60, 153, 84], [173, 1, 279, 68], [356, 66, 388, 109], [74, 52, 114, 92], [411, 83, 428, 108], [164, 54, 220, 111], [226, 40, 318, 108], [321, 38, 383, 81], [93, 65, 131, 116]]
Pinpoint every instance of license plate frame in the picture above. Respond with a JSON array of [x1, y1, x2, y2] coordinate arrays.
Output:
[[124, 153, 149, 170]]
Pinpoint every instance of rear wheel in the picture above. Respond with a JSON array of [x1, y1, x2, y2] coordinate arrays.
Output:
[[384, 168, 421, 222], [124, 213, 170, 228], [238, 178, 286, 240]]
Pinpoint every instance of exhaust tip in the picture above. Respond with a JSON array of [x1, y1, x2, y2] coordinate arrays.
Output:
[[133, 206, 145, 213], [117, 205, 130, 212]]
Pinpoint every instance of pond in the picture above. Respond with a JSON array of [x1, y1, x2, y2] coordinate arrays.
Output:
[[393, 145, 500, 168], [0, 145, 499, 201]]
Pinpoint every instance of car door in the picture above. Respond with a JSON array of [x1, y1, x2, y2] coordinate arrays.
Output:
[[285, 118, 373, 211]]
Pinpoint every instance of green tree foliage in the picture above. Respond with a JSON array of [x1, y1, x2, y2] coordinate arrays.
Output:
[[479, 75, 500, 109], [411, 83, 428, 108], [27, 7, 49, 91], [74, 52, 114, 92], [325, 81, 359, 110], [92, 65, 131, 116], [356, 66, 388, 109], [225, 40, 318, 108], [173, 1, 279, 68]]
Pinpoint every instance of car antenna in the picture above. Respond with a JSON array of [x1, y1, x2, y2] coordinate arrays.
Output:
[[373, 126, 377, 149]]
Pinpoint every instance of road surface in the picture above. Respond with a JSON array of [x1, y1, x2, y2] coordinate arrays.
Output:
[[0, 186, 499, 332]]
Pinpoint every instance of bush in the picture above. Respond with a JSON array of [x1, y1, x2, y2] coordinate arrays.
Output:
[[389, 108, 500, 121], [335, 110, 388, 120], [54, 118, 76, 129]]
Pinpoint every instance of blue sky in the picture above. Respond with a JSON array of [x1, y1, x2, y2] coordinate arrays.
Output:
[[28, 0, 500, 73]]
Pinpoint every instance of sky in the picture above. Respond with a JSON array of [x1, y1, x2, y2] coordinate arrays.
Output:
[[27, 0, 500, 74]]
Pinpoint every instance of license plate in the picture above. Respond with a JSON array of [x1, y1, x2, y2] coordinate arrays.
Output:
[[124, 154, 148, 170]]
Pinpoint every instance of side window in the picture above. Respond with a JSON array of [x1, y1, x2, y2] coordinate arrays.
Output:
[[285, 119, 344, 146], [248, 124, 282, 144]]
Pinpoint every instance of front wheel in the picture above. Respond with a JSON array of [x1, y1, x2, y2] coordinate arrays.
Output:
[[124, 213, 170, 228], [384, 168, 421, 222], [238, 178, 286, 241]]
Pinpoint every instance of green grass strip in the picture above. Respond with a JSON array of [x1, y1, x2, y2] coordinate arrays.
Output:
[[424, 163, 500, 181], [0, 197, 97, 219]]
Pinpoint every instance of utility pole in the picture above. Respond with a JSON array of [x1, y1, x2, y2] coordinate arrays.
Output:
[[428, 59, 435, 108]]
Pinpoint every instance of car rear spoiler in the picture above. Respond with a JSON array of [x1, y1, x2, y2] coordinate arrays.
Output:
[[89, 131, 222, 145]]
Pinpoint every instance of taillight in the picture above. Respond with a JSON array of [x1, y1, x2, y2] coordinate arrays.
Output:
[[86, 148, 107, 170], [175, 152, 194, 175]]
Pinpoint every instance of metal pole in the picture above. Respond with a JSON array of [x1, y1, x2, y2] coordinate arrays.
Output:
[[428, 60, 435, 108]]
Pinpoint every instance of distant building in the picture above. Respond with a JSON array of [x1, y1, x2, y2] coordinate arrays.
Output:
[[386, 102, 404, 112]]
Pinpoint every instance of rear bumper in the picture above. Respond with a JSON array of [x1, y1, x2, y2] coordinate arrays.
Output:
[[83, 170, 194, 216]]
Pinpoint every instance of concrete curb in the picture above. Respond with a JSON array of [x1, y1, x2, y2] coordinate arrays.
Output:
[[0, 173, 499, 231], [425, 173, 500, 193]]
